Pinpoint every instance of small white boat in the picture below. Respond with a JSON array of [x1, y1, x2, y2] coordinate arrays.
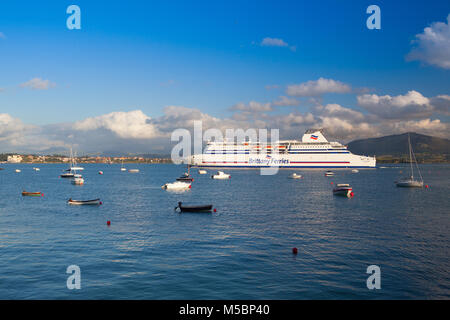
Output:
[[198, 169, 207, 174], [211, 171, 230, 179], [71, 177, 84, 185], [15, 169, 21, 173], [289, 173, 302, 179], [351, 169, 359, 173], [162, 181, 191, 190], [120, 160, 126, 171], [33, 167, 40, 171], [128, 169, 139, 173], [333, 184, 353, 197], [324, 170, 334, 177], [396, 134, 424, 188]]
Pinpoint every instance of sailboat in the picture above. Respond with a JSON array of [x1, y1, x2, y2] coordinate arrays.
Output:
[[176, 165, 194, 182], [120, 159, 127, 171], [61, 148, 84, 178], [396, 134, 424, 188]]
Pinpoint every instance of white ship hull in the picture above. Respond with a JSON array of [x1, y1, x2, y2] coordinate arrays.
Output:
[[190, 129, 376, 169]]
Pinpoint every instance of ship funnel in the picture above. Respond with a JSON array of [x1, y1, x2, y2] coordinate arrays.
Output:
[[302, 129, 328, 142]]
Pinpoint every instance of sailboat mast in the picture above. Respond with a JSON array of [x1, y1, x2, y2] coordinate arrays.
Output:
[[408, 134, 414, 179]]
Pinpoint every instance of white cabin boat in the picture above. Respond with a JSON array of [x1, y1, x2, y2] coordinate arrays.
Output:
[[211, 171, 230, 179], [198, 169, 207, 174], [161, 181, 191, 190]]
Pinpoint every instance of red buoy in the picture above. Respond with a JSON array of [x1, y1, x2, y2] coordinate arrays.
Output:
[[99, 201, 103, 205], [350, 192, 354, 197], [292, 247, 298, 254], [425, 185, 429, 188], [331, 182, 333, 185], [107, 221, 111, 226], [41, 193, 44, 197], [189, 185, 192, 189], [213, 208, 217, 212]]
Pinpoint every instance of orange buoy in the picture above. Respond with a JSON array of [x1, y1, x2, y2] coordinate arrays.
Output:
[[292, 247, 298, 254], [107, 221, 111, 226]]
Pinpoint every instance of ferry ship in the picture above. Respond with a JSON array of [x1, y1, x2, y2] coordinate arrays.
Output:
[[190, 129, 376, 168]]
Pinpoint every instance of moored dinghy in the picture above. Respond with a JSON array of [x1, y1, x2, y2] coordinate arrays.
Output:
[[289, 173, 302, 179], [175, 202, 213, 213], [128, 169, 139, 173], [333, 184, 354, 197], [198, 169, 207, 174], [324, 170, 334, 177], [22, 191, 43, 197], [68, 198, 102, 205]]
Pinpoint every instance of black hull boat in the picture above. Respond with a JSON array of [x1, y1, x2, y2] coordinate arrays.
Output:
[[60, 173, 75, 178], [175, 202, 213, 213], [176, 176, 194, 182], [68, 198, 102, 205]]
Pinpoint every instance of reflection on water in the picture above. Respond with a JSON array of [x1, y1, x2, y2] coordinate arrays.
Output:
[[0, 163, 449, 299]]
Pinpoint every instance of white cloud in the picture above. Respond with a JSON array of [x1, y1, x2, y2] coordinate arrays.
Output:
[[287, 78, 351, 97], [430, 95, 450, 115], [260, 37, 296, 51], [357, 90, 434, 119], [272, 96, 300, 106], [74, 110, 160, 139], [407, 14, 450, 69], [230, 101, 273, 113], [261, 37, 288, 47], [20, 78, 56, 90]]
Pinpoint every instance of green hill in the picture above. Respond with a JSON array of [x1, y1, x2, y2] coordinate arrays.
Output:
[[347, 132, 450, 163]]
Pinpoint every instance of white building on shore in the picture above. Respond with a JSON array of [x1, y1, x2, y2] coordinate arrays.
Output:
[[7, 155, 23, 163]]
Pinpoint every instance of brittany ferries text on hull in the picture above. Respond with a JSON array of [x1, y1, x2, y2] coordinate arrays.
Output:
[[190, 129, 376, 168]]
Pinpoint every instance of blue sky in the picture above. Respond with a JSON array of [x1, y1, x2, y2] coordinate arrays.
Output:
[[0, 0, 449, 153]]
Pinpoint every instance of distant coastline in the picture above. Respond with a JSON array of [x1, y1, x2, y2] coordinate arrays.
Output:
[[0, 154, 173, 164], [1, 153, 449, 164]]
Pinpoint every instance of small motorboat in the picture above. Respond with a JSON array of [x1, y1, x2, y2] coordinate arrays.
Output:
[[68, 198, 102, 205], [98, 171, 104, 175], [15, 169, 21, 173], [22, 191, 43, 197], [324, 170, 334, 177], [175, 202, 213, 213], [33, 167, 40, 171], [211, 171, 230, 179], [333, 184, 353, 197], [351, 169, 359, 173], [198, 169, 207, 174], [289, 173, 302, 179], [128, 169, 139, 173], [71, 177, 84, 185], [162, 181, 191, 190]]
